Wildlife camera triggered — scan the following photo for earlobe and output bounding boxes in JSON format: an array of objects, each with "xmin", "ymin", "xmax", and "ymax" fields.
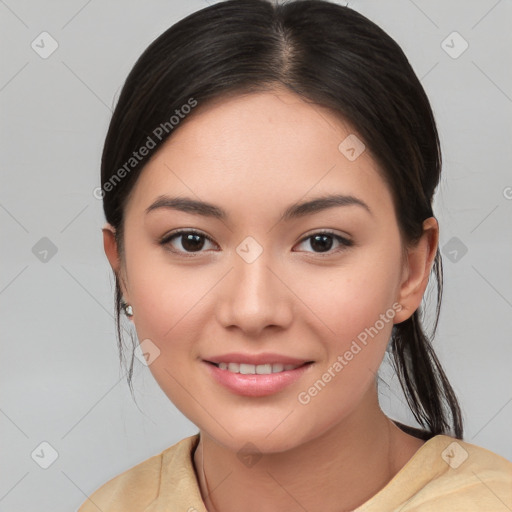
[{"xmin": 393, "ymin": 217, "xmax": 439, "ymax": 324}]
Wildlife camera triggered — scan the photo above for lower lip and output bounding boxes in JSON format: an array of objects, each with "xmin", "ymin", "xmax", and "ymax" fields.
[{"xmin": 203, "ymin": 361, "xmax": 313, "ymax": 397}]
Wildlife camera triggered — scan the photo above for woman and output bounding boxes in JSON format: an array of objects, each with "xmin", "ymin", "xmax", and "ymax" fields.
[{"xmin": 79, "ymin": 0, "xmax": 512, "ymax": 510}]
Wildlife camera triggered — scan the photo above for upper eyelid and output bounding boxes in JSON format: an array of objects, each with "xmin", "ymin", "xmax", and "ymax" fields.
[
  {"xmin": 161, "ymin": 228, "xmax": 350, "ymax": 240},
  {"xmin": 161, "ymin": 228, "xmax": 213, "ymax": 239},
  {"xmin": 299, "ymin": 228, "xmax": 351, "ymax": 241}
]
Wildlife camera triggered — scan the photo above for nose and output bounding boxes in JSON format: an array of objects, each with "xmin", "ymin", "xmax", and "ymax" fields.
[{"xmin": 216, "ymin": 244, "xmax": 294, "ymax": 337}]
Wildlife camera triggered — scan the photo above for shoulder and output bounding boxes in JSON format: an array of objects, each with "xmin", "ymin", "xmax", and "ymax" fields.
[
  {"xmin": 77, "ymin": 434, "xmax": 200, "ymax": 512},
  {"xmin": 433, "ymin": 435, "xmax": 512, "ymax": 481},
  {"xmin": 403, "ymin": 435, "xmax": 512, "ymax": 511},
  {"xmin": 357, "ymin": 435, "xmax": 512, "ymax": 512}
]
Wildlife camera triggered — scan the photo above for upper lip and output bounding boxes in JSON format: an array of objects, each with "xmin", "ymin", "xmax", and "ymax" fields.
[{"xmin": 204, "ymin": 352, "xmax": 313, "ymax": 366}]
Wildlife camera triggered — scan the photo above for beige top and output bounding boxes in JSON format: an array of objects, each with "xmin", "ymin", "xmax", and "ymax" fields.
[{"xmin": 77, "ymin": 433, "xmax": 512, "ymax": 511}]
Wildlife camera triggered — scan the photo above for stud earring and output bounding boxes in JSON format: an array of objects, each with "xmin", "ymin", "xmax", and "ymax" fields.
[{"xmin": 121, "ymin": 298, "xmax": 133, "ymax": 317}]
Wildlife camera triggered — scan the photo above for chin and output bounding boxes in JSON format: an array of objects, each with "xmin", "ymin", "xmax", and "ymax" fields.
[{"xmin": 198, "ymin": 413, "xmax": 321, "ymax": 455}]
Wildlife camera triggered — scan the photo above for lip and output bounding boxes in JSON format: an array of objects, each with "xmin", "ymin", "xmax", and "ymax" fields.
[
  {"xmin": 202, "ymin": 357, "xmax": 314, "ymax": 397},
  {"xmin": 204, "ymin": 352, "xmax": 311, "ymax": 366}
]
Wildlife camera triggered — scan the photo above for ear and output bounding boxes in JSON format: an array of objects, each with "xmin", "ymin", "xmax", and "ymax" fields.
[
  {"xmin": 393, "ymin": 217, "xmax": 439, "ymax": 324},
  {"xmin": 102, "ymin": 223, "xmax": 130, "ymax": 302}
]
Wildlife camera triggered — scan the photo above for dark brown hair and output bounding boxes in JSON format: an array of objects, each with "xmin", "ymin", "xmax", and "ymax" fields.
[{"xmin": 100, "ymin": 0, "xmax": 463, "ymax": 439}]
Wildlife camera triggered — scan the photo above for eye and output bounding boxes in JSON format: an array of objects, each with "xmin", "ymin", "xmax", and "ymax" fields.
[
  {"xmin": 160, "ymin": 229, "xmax": 353, "ymax": 257},
  {"xmin": 160, "ymin": 230, "xmax": 218, "ymax": 255},
  {"xmin": 294, "ymin": 230, "xmax": 353, "ymax": 255}
]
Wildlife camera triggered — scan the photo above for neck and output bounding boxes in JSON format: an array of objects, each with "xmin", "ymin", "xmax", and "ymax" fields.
[{"xmin": 193, "ymin": 390, "xmax": 425, "ymax": 512}]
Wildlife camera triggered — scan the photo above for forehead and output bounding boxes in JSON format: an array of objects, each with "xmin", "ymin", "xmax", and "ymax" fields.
[{"xmin": 124, "ymin": 88, "xmax": 394, "ymax": 222}]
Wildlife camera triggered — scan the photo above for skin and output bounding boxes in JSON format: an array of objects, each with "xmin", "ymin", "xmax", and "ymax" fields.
[{"xmin": 103, "ymin": 87, "xmax": 438, "ymax": 512}]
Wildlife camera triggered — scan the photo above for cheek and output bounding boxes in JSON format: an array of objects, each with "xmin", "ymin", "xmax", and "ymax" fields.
[
  {"xmin": 293, "ymin": 267, "xmax": 401, "ymax": 425},
  {"xmin": 123, "ymin": 241, "xmax": 213, "ymax": 374},
  {"xmin": 295, "ymin": 253, "xmax": 402, "ymax": 350},
  {"xmin": 126, "ymin": 263, "xmax": 212, "ymax": 412},
  {"xmin": 129, "ymin": 267, "xmax": 209, "ymax": 350}
]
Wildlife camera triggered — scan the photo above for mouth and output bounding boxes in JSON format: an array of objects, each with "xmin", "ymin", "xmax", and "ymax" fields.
[
  {"xmin": 202, "ymin": 359, "xmax": 314, "ymax": 397},
  {"xmin": 205, "ymin": 361, "xmax": 313, "ymax": 374}
]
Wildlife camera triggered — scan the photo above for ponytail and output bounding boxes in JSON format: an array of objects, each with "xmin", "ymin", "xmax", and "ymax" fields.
[{"xmin": 390, "ymin": 250, "xmax": 464, "ymax": 439}]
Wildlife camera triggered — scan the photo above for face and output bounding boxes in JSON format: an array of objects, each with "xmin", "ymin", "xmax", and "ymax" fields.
[{"xmin": 105, "ymin": 88, "xmax": 433, "ymax": 454}]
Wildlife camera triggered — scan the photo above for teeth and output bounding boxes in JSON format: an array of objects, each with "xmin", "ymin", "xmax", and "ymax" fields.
[
  {"xmin": 256, "ymin": 364, "xmax": 272, "ymax": 374},
  {"xmin": 240, "ymin": 363, "xmax": 254, "ymax": 374},
  {"xmin": 228, "ymin": 363, "xmax": 240, "ymax": 373},
  {"xmin": 215, "ymin": 362, "xmax": 302, "ymax": 374}
]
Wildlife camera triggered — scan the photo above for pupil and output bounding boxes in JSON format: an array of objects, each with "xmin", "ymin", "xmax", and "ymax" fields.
[
  {"xmin": 182, "ymin": 234, "xmax": 204, "ymax": 252},
  {"xmin": 311, "ymin": 234, "xmax": 332, "ymax": 252}
]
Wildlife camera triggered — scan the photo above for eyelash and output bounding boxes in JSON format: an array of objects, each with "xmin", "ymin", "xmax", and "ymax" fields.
[{"xmin": 159, "ymin": 229, "xmax": 353, "ymax": 257}]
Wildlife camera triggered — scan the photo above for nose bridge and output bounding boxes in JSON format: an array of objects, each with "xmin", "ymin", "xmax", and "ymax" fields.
[{"xmin": 217, "ymin": 236, "xmax": 292, "ymax": 333}]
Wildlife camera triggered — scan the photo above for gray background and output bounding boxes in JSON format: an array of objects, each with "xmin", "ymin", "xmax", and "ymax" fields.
[{"xmin": 1, "ymin": 1, "xmax": 511, "ymax": 511}]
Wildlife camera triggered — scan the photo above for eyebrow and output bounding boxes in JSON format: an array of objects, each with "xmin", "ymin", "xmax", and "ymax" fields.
[{"xmin": 145, "ymin": 193, "xmax": 372, "ymax": 221}]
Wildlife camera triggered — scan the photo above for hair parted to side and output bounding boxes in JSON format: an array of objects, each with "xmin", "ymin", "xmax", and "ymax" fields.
[{"xmin": 100, "ymin": 0, "xmax": 463, "ymax": 439}]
